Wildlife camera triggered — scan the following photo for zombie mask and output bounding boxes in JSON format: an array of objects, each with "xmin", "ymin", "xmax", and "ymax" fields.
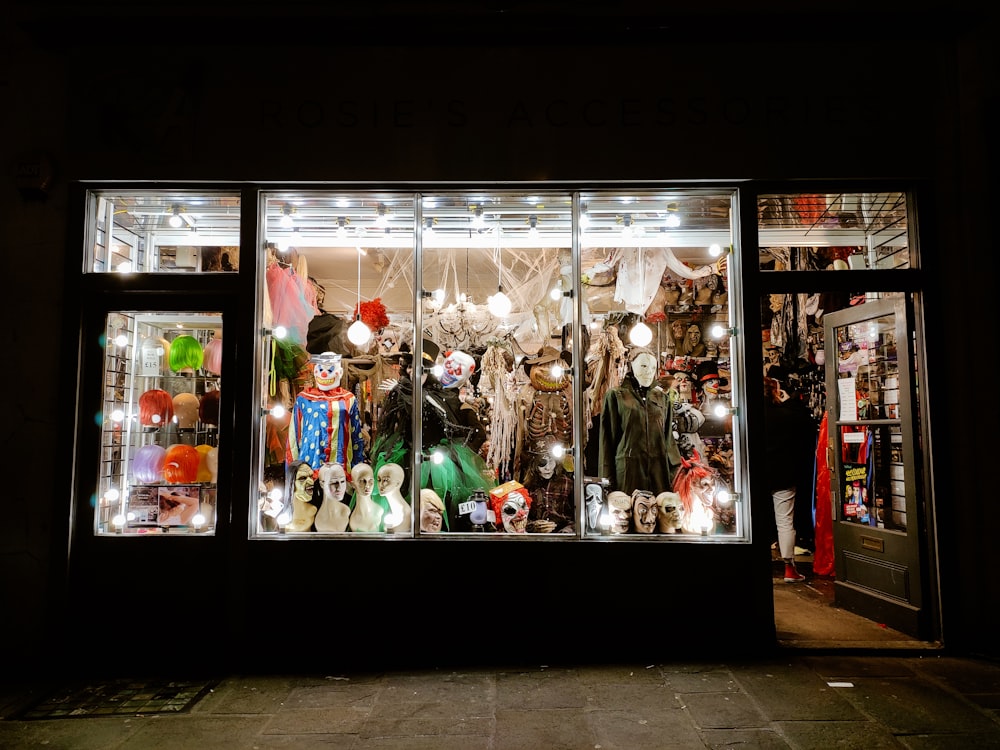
[
  {"xmin": 607, "ymin": 491, "xmax": 632, "ymax": 534},
  {"xmin": 655, "ymin": 491, "xmax": 682, "ymax": 533},
  {"xmin": 420, "ymin": 489, "xmax": 446, "ymax": 533},
  {"xmin": 311, "ymin": 352, "xmax": 343, "ymax": 391}
]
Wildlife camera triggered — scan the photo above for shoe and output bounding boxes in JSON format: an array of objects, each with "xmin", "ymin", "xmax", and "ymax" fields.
[{"xmin": 783, "ymin": 564, "xmax": 805, "ymax": 582}]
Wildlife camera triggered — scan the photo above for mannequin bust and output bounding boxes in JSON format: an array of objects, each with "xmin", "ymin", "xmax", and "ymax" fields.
[
  {"xmin": 286, "ymin": 461, "xmax": 318, "ymax": 532},
  {"xmin": 287, "ymin": 351, "xmax": 366, "ymax": 474},
  {"xmin": 348, "ymin": 463, "xmax": 382, "ymax": 532},
  {"xmin": 172, "ymin": 392, "xmax": 200, "ymax": 430},
  {"xmin": 377, "ymin": 462, "xmax": 410, "ymax": 534},
  {"xmin": 314, "ymin": 461, "xmax": 350, "ymax": 532}
]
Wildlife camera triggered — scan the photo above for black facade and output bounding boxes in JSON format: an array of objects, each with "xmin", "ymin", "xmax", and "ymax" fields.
[{"xmin": 2, "ymin": 5, "xmax": 998, "ymax": 677}]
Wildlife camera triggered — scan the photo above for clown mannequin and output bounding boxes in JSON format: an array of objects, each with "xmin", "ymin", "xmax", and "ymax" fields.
[
  {"xmin": 599, "ymin": 347, "xmax": 684, "ymax": 497},
  {"xmin": 348, "ymin": 462, "xmax": 382, "ymax": 532},
  {"xmin": 314, "ymin": 461, "xmax": 350, "ymax": 532},
  {"xmin": 376, "ymin": 462, "xmax": 410, "ymax": 534},
  {"xmin": 287, "ymin": 351, "xmax": 366, "ymax": 477}
]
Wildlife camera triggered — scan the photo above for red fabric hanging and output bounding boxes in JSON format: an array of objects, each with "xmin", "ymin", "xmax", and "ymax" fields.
[{"xmin": 813, "ymin": 412, "xmax": 835, "ymax": 576}]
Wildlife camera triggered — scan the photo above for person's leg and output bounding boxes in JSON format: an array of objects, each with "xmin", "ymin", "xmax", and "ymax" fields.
[{"xmin": 773, "ymin": 487, "xmax": 804, "ymax": 581}]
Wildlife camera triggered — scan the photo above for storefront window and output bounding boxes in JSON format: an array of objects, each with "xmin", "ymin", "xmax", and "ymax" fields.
[
  {"xmin": 85, "ymin": 191, "xmax": 241, "ymax": 273},
  {"xmin": 96, "ymin": 311, "xmax": 223, "ymax": 535},
  {"xmin": 253, "ymin": 189, "xmax": 745, "ymax": 540},
  {"xmin": 757, "ymin": 192, "xmax": 910, "ymax": 271}
]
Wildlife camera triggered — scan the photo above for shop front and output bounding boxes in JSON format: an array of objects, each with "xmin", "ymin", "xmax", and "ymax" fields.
[{"xmin": 61, "ymin": 183, "xmax": 937, "ymax": 675}]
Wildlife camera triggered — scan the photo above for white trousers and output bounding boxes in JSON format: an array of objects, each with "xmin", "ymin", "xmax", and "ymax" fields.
[{"xmin": 772, "ymin": 487, "xmax": 797, "ymax": 560}]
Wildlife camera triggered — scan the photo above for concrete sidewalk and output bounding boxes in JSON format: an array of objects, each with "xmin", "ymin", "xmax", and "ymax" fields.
[{"xmin": 2, "ymin": 653, "xmax": 1000, "ymax": 749}]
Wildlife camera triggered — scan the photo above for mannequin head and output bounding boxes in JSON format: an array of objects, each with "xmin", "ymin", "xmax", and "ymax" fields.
[
  {"xmin": 629, "ymin": 347, "xmax": 657, "ymax": 388},
  {"xmin": 172, "ymin": 392, "xmax": 200, "ymax": 429},
  {"xmin": 631, "ymin": 490, "xmax": 658, "ymax": 533},
  {"xmin": 318, "ymin": 462, "xmax": 348, "ymax": 503},
  {"xmin": 351, "ymin": 463, "xmax": 374, "ymax": 498},
  {"xmin": 376, "ymin": 462, "xmax": 405, "ymax": 496},
  {"xmin": 420, "ymin": 489, "xmax": 447, "ymax": 532},
  {"xmin": 311, "ymin": 352, "xmax": 343, "ymax": 391}
]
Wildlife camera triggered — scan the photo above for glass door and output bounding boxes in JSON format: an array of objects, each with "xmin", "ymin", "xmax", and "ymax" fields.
[{"xmin": 824, "ymin": 295, "xmax": 929, "ymax": 636}]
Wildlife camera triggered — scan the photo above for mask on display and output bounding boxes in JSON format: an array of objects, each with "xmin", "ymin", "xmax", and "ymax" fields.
[
  {"xmin": 311, "ymin": 352, "xmax": 343, "ymax": 391},
  {"xmin": 631, "ymin": 489, "xmax": 658, "ymax": 534},
  {"xmin": 607, "ymin": 491, "xmax": 632, "ymax": 534},
  {"xmin": 584, "ymin": 480, "xmax": 606, "ymax": 532},
  {"xmin": 420, "ymin": 489, "xmax": 447, "ymax": 533},
  {"xmin": 439, "ymin": 349, "xmax": 475, "ymax": 389},
  {"xmin": 497, "ymin": 489, "xmax": 531, "ymax": 533},
  {"xmin": 537, "ymin": 451, "xmax": 557, "ymax": 481},
  {"xmin": 656, "ymin": 491, "xmax": 682, "ymax": 533},
  {"xmin": 629, "ymin": 348, "xmax": 657, "ymax": 388}
]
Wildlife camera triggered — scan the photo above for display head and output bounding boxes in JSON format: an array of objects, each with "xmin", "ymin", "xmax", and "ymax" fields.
[
  {"xmin": 376, "ymin": 462, "xmax": 405, "ymax": 494},
  {"xmin": 352, "ymin": 463, "xmax": 374, "ymax": 495},
  {"xmin": 311, "ymin": 352, "xmax": 343, "ymax": 391},
  {"xmin": 318, "ymin": 462, "xmax": 348, "ymax": 502}
]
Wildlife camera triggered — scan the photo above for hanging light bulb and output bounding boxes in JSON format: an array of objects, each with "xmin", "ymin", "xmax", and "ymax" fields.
[
  {"xmin": 488, "ymin": 220, "xmax": 511, "ymax": 317},
  {"xmin": 169, "ymin": 205, "xmax": 183, "ymax": 228},
  {"xmin": 472, "ymin": 206, "xmax": 485, "ymax": 228},
  {"xmin": 629, "ymin": 320, "xmax": 653, "ymax": 346},
  {"xmin": 337, "ymin": 216, "xmax": 348, "ymax": 236},
  {"xmin": 280, "ymin": 204, "xmax": 294, "ymax": 228},
  {"xmin": 347, "ymin": 245, "xmax": 371, "ymax": 346},
  {"xmin": 622, "ymin": 214, "xmax": 634, "ymax": 237},
  {"xmin": 528, "ymin": 215, "xmax": 538, "ymax": 235},
  {"xmin": 375, "ymin": 204, "xmax": 389, "ymax": 227}
]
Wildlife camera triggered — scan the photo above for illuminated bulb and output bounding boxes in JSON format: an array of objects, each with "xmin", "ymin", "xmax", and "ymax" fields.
[
  {"xmin": 126, "ymin": 512, "xmax": 136, "ymax": 522},
  {"xmin": 431, "ymin": 450, "xmax": 444, "ymax": 465},
  {"xmin": 375, "ymin": 206, "xmax": 389, "ymax": 227},
  {"xmin": 277, "ymin": 239, "xmax": 290, "ymax": 252},
  {"xmin": 169, "ymin": 206, "xmax": 183, "ymax": 228},
  {"xmin": 117, "ymin": 261, "xmax": 133, "ymax": 273},
  {"xmin": 269, "ymin": 404, "xmax": 287, "ymax": 420},
  {"xmin": 713, "ymin": 402, "xmax": 730, "ymax": 418},
  {"xmin": 273, "ymin": 325, "xmax": 288, "ymax": 340},
  {"xmin": 551, "ymin": 443, "xmax": 565, "ymax": 459},
  {"xmin": 110, "ymin": 408, "xmax": 125, "ymax": 423},
  {"xmin": 268, "ymin": 487, "xmax": 284, "ymax": 502},
  {"xmin": 665, "ymin": 213, "xmax": 681, "ymax": 228},
  {"xmin": 709, "ymin": 244, "xmax": 722, "ymax": 257},
  {"xmin": 112, "ymin": 513, "xmax": 126, "ymax": 529},
  {"xmin": 432, "ymin": 288, "xmax": 445, "ymax": 305},
  {"xmin": 347, "ymin": 319, "xmax": 372, "ymax": 346},
  {"xmin": 551, "ymin": 364, "xmax": 564, "ymax": 379},
  {"xmin": 579, "ymin": 213, "xmax": 590, "ymax": 229},
  {"xmin": 105, "ymin": 488, "xmax": 120, "ymax": 502},
  {"xmin": 192, "ymin": 513, "xmax": 206, "ymax": 529},
  {"xmin": 151, "ymin": 414, "xmax": 162, "ymax": 425},
  {"xmin": 276, "ymin": 511, "xmax": 291, "ymax": 527},
  {"xmin": 280, "ymin": 206, "xmax": 294, "ymax": 228},
  {"xmin": 488, "ymin": 290, "xmax": 512, "ymax": 317},
  {"xmin": 716, "ymin": 490, "xmax": 733, "ymax": 505},
  {"xmin": 549, "ymin": 286, "xmax": 561, "ymax": 301},
  {"xmin": 629, "ymin": 321, "xmax": 653, "ymax": 347},
  {"xmin": 432, "ymin": 364, "xmax": 444, "ymax": 378},
  {"xmin": 114, "ymin": 333, "xmax": 129, "ymax": 347},
  {"xmin": 384, "ymin": 510, "xmax": 401, "ymax": 528},
  {"xmin": 709, "ymin": 323, "xmax": 728, "ymax": 339}
]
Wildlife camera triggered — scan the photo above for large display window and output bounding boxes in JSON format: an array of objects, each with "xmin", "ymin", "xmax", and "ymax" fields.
[{"xmin": 255, "ymin": 189, "xmax": 744, "ymax": 540}]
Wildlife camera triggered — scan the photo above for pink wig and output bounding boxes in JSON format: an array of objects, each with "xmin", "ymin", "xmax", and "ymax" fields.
[{"xmin": 203, "ymin": 338, "xmax": 223, "ymax": 375}]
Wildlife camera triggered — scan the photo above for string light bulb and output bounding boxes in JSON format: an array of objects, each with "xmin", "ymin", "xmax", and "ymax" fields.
[
  {"xmin": 347, "ymin": 246, "xmax": 371, "ymax": 346},
  {"xmin": 169, "ymin": 205, "xmax": 183, "ymax": 228}
]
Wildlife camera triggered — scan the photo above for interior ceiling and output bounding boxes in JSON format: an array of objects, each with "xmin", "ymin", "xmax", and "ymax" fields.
[{"xmin": 105, "ymin": 189, "xmax": 907, "ymax": 316}]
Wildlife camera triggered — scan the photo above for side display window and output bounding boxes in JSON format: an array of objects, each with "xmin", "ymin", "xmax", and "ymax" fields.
[
  {"xmin": 98, "ymin": 312, "xmax": 222, "ymax": 534},
  {"xmin": 86, "ymin": 191, "xmax": 241, "ymax": 273}
]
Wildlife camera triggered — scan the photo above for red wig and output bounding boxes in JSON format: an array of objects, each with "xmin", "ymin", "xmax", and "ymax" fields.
[
  {"xmin": 163, "ymin": 444, "xmax": 200, "ymax": 483},
  {"xmin": 139, "ymin": 389, "xmax": 174, "ymax": 427}
]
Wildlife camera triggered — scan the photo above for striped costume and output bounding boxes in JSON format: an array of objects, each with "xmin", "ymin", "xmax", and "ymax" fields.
[{"xmin": 287, "ymin": 387, "xmax": 366, "ymax": 477}]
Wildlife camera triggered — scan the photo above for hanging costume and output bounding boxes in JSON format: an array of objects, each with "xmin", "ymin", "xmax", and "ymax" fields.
[{"xmin": 286, "ymin": 387, "xmax": 366, "ymax": 477}]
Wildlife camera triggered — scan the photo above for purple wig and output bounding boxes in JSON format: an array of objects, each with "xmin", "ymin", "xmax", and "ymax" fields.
[{"xmin": 132, "ymin": 444, "xmax": 167, "ymax": 483}]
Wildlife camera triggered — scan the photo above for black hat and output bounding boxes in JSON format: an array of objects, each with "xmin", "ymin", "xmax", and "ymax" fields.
[
  {"xmin": 421, "ymin": 338, "xmax": 441, "ymax": 364},
  {"xmin": 695, "ymin": 359, "xmax": 729, "ymax": 388}
]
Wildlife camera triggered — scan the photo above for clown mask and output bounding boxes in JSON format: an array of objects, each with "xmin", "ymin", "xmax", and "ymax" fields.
[
  {"xmin": 312, "ymin": 352, "xmax": 343, "ymax": 391},
  {"xmin": 498, "ymin": 489, "xmax": 531, "ymax": 533},
  {"xmin": 439, "ymin": 349, "xmax": 475, "ymax": 389}
]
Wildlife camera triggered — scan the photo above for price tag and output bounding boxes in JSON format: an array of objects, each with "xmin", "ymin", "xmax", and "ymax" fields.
[{"xmin": 457, "ymin": 500, "xmax": 476, "ymax": 516}]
